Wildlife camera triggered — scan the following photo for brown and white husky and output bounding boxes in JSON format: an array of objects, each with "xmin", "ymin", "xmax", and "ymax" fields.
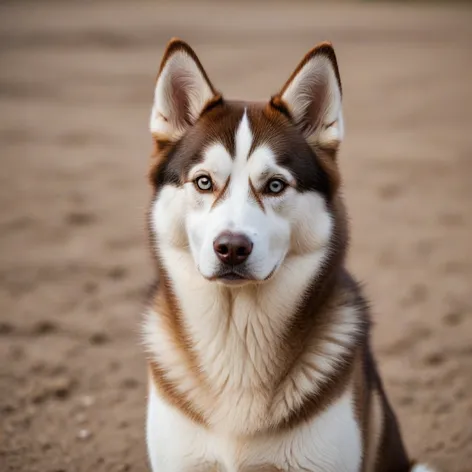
[{"xmin": 143, "ymin": 38, "xmax": 434, "ymax": 472}]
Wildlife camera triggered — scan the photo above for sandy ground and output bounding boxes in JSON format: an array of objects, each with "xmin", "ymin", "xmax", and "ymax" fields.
[{"xmin": 1, "ymin": 1, "xmax": 471, "ymax": 471}]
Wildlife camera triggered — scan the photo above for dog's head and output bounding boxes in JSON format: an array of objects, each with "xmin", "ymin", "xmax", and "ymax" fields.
[{"xmin": 148, "ymin": 39, "xmax": 344, "ymax": 286}]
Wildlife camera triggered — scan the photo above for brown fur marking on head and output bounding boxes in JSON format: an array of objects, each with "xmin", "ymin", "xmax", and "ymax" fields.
[
  {"xmin": 211, "ymin": 176, "xmax": 231, "ymax": 209},
  {"xmin": 248, "ymin": 178, "xmax": 265, "ymax": 213}
]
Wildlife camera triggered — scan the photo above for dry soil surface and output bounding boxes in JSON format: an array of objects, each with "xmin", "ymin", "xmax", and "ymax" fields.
[{"xmin": 1, "ymin": 1, "xmax": 472, "ymax": 471}]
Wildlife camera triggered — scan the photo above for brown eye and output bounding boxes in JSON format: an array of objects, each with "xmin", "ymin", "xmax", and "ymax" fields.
[
  {"xmin": 265, "ymin": 178, "xmax": 287, "ymax": 195},
  {"xmin": 195, "ymin": 175, "xmax": 213, "ymax": 192}
]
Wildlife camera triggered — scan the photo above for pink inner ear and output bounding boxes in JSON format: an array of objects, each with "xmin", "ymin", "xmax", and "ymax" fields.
[
  {"xmin": 169, "ymin": 71, "xmax": 193, "ymax": 127},
  {"xmin": 299, "ymin": 75, "xmax": 329, "ymax": 136}
]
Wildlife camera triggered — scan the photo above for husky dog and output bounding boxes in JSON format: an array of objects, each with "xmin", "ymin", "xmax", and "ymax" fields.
[{"xmin": 143, "ymin": 38, "xmax": 434, "ymax": 472}]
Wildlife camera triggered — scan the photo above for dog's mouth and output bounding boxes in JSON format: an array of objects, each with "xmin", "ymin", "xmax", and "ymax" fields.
[
  {"xmin": 219, "ymin": 272, "xmax": 247, "ymax": 281},
  {"xmin": 208, "ymin": 268, "xmax": 255, "ymax": 285},
  {"xmin": 205, "ymin": 264, "xmax": 280, "ymax": 286}
]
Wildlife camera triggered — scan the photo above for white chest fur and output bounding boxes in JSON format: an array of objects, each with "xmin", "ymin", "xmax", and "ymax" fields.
[
  {"xmin": 146, "ymin": 381, "xmax": 362, "ymax": 472},
  {"xmin": 143, "ymin": 245, "xmax": 361, "ymax": 435}
]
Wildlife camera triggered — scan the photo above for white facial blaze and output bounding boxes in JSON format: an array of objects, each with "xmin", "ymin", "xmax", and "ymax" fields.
[
  {"xmin": 226, "ymin": 110, "xmax": 253, "ymax": 227},
  {"xmin": 235, "ymin": 110, "xmax": 253, "ymax": 166}
]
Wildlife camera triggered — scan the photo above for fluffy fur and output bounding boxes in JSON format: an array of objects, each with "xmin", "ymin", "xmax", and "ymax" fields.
[{"xmin": 142, "ymin": 38, "xmax": 435, "ymax": 472}]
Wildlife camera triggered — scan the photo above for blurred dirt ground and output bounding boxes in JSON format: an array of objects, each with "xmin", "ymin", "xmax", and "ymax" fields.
[{"xmin": 1, "ymin": 1, "xmax": 472, "ymax": 471}]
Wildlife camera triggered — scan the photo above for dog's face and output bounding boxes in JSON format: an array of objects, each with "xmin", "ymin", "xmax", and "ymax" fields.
[{"xmin": 149, "ymin": 40, "xmax": 344, "ymax": 285}]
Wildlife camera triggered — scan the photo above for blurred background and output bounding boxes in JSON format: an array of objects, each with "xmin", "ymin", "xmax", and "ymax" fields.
[{"xmin": 1, "ymin": 1, "xmax": 471, "ymax": 471}]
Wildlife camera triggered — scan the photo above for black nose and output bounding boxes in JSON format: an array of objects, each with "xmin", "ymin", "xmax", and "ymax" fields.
[{"xmin": 213, "ymin": 232, "xmax": 253, "ymax": 266}]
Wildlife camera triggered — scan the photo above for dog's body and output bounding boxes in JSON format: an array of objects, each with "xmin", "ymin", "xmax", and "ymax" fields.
[{"xmin": 143, "ymin": 39, "xmax": 433, "ymax": 472}]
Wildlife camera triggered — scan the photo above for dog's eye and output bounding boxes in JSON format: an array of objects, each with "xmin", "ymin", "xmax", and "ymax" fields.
[
  {"xmin": 195, "ymin": 175, "xmax": 213, "ymax": 192},
  {"xmin": 265, "ymin": 178, "xmax": 287, "ymax": 195}
]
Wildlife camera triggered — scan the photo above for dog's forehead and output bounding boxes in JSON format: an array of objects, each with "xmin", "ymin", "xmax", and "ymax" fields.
[
  {"xmin": 153, "ymin": 100, "xmax": 332, "ymax": 197},
  {"xmin": 194, "ymin": 101, "xmax": 299, "ymax": 166},
  {"xmin": 192, "ymin": 102, "xmax": 331, "ymax": 195}
]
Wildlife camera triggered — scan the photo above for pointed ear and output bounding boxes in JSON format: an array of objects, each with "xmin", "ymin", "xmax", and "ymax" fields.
[
  {"xmin": 272, "ymin": 42, "xmax": 343, "ymax": 153},
  {"xmin": 149, "ymin": 38, "xmax": 218, "ymax": 141}
]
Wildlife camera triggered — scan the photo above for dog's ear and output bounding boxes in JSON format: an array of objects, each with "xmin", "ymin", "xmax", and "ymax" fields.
[
  {"xmin": 272, "ymin": 42, "xmax": 343, "ymax": 154},
  {"xmin": 149, "ymin": 38, "xmax": 218, "ymax": 141}
]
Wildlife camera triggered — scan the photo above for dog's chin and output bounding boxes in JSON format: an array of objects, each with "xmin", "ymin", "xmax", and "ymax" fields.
[{"xmin": 215, "ymin": 275, "xmax": 254, "ymax": 287}]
